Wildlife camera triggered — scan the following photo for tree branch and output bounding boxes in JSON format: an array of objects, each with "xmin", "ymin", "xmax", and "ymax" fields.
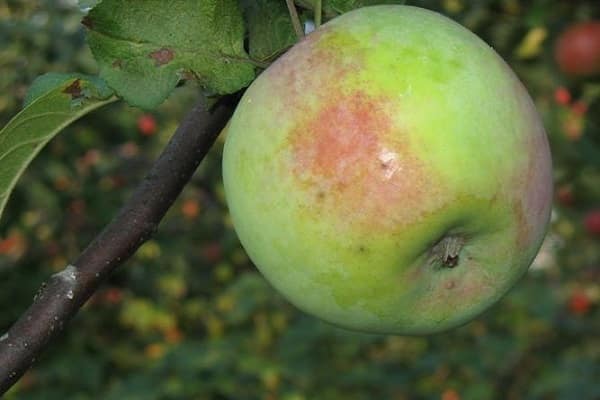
[{"xmin": 0, "ymin": 94, "xmax": 238, "ymax": 395}]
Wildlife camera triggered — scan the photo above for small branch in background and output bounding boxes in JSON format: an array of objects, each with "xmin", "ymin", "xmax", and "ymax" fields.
[
  {"xmin": 0, "ymin": 94, "xmax": 239, "ymax": 395},
  {"xmin": 286, "ymin": 0, "xmax": 305, "ymax": 40},
  {"xmin": 248, "ymin": 58, "xmax": 271, "ymax": 69},
  {"xmin": 314, "ymin": 0, "xmax": 322, "ymax": 28}
]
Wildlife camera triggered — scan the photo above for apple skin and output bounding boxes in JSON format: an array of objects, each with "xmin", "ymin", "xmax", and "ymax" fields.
[{"xmin": 223, "ymin": 6, "xmax": 552, "ymax": 334}]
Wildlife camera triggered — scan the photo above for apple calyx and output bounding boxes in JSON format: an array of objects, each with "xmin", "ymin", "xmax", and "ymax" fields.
[{"xmin": 430, "ymin": 235, "xmax": 464, "ymax": 268}]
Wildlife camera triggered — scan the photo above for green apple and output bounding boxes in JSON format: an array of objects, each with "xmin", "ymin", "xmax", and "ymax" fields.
[{"xmin": 222, "ymin": 5, "xmax": 552, "ymax": 334}]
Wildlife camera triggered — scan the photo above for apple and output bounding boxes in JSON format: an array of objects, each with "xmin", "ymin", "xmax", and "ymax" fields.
[
  {"xmin": 555, "ymin": 21, "xmax": 600, "ymax": 77},
  {"xmin": 222, "ymin": 6, "xmax": 552, "ymax": 334}
]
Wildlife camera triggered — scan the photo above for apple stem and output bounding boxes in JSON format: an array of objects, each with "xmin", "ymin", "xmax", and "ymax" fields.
[
  {"xmin": 285, "ymin": 0, "xmax": 305, "ymax": 40},
  {"xmin": 429, "ymin": 235, "xmax": 464, "ymax": 268},
  {"xmin": 442, "ymin": 236, "xmax": 463, "ymax": 268},
  {"xmin": 314, "ymin": 0, "xmax": 322, "ymax": 28}
]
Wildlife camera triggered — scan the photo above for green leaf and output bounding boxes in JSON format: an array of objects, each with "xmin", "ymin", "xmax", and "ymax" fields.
[
  {"xmin": 242, "ymin": 0, "xmax": 297, "ymax": 62},
  {"xmin": 85, "ymin": 0, "xmax": 255, "ymax": 109},
  {"xmin": 307, "ymin": 0, "xmax": 407, "ymax": 14},
  {"xmin": 0, "ymin": 74, "xmax": 115, "ymax": 222}
]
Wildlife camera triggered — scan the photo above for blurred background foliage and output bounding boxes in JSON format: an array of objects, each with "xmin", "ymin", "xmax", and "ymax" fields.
[{"xmin": 1, "ymin": 0, "xmax": 599, "ymax": 399}]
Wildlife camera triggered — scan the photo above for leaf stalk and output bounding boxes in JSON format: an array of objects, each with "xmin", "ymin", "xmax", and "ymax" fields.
[{"xmin": 285, "ymin": 0, "xmax": 305, "ymax": 40}]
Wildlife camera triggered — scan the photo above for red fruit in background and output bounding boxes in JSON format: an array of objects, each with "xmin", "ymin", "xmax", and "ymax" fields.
[
  {"xmin": 181, "ymin": 199, "xmax": 200, "ymax": 219},
  {"xmin": 0, "ymin": 233, "xmax": 26, "ymax": 258},
  {"xmin": 554, "ymin": 86, "xmax": 571, "ymax": 105},
  {"xmin": 137, "ymin": 114, "xmax": 157, "ymax": 136},
  {"xmin": 441, "ymin": 389, "xmax": 461, "ymax": 400},
  {"xmin": 201, "ymin": 242, "xmax": 222, "ymax": 263},
  {"xmin": 554, "ymin": 22, "xmax": 600, "ymax": 77},
  {"xmin": 571, "ymin": 100, "xmax": 588, "ymax": 116},
  {"xmin": 164, "ymin": 327, "xmax": 183, "ymax": 344},
  {"xmin": 568, "ymin": 292, "xmax": 591, "ymax": 315},
  {"xmin": 584, "ymin": 210, "xmax": 600, "ymax": 235},
  {"xmin": 556, "ymin": 185, "xmax": 575, "ymax": 206},
  {"xmin": 562, "ymin": 112, "xmax": 584, "ymax": 141},
  {"xmin": 104, "ymin": 288, "xmax": 124, "ymax": 305},
  {"xmin": 0, "ymin": 236, "xmax": 19, "ymax": 255}
]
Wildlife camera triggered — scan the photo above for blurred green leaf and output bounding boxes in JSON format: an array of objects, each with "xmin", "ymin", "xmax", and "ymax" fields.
[{"xmin": 221, "ymin": 273, "xmax": 273, "ymax": 324}]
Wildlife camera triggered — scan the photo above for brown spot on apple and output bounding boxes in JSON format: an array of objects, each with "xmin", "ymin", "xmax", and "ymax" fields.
[
  {"xmin": 513, "ymin": 200, "xmax": 531, "ymax": 248},
  {"xmin": 258, "ymin": 21, "xmax": 448, "ymax": 233},
  {"xmin": 289, "ymin": 90, "xmax": 438, "ymax": 231}
]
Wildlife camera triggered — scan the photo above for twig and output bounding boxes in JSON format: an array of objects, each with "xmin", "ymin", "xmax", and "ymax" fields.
[
  {"xmin": 314, "ymin": 0, "xmax": 322, "ymax": 28},
  {"xmin": 285, "ymin": 0, "xmax": 305, "ymax": 40},
  {"xmin": 0, "ymin": 94, "xmax": 238, "ymax": 395}
]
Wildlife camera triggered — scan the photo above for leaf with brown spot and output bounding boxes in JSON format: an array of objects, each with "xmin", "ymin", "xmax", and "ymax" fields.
[
  {"xmin": 85, "ymin": 0, "xmax": 255, "ymax": 109},
  {"xmin": 0, "ymin": 73, "xmax": 115, "ymax": 223},
  {"xmin": 62, "ymin": 79, "xmax": 83, "ymax": 99},
  {"xmin": 148, "ymin": 48, "xmax": 175, "ymax": 66}
]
